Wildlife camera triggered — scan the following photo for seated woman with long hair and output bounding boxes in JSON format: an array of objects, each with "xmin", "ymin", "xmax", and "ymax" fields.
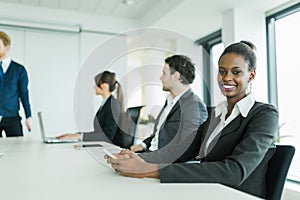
[{"xmin": 57, "ymin": 71, "xmax": 124, "ymax": 145}]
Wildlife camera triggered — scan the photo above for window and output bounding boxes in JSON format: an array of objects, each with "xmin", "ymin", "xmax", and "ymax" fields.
[
  {"xmin": 195, "ymin": 30, "xmax": 224, "ymax": 106},
  {"xmin": 210, "ymin": 43, "xmax": 225, "ymax": 105},
  {"xmin": 266, "ymin": 2, "xmax": 300, "ymax": 182}
]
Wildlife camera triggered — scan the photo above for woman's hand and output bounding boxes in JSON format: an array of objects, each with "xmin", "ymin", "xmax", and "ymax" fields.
[
  {"xmin": 130, "ymin": 144, "xmax": 144, "ymax": 152},
  {"xmin": 56, "ymin": 133, "xmax": 81, "ymax": 140},
  {"xmin": 106, "ymin": 149, "xmax": 160, "ymax": 178}
]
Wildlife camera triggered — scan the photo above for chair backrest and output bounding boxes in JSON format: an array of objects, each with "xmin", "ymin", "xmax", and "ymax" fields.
[
  {"xmin": 266, "ymin": 145, "xmax": 295, "ymax": 200},
  {"xmin": 116, "ymin": 105, "xmax": 144, "ymax": 148},
  {"xmin": 206, "ymin": 106, "xmax": 215, "ymax": 114}
]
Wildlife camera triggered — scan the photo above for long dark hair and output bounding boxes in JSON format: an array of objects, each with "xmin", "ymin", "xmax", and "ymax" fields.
[{"xmin": 94, "ymin": 71, "xmax": 124, "ymax": 111}]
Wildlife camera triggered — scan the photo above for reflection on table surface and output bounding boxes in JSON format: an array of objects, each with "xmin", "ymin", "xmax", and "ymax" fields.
[{"xmin": 0, "ymin": 135, "xmax": 262, "ymax": 200}]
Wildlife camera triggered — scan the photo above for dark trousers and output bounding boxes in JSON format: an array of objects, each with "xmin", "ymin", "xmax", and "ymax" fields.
[{"xmin": 0, "ymin": 116, "xmax": 23, "ymax": 137}]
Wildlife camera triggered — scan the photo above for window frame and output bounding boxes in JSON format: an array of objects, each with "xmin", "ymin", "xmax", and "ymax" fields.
[
  {"xmin": 266, "ymin": 2, "xmax": 300, "ymax": 183},
  {"xmin": 266, "ymin": 2, "xmax": 300, "ymax": 106},
  {"xmin": 195, "ymin": 30, "xmax": 222, "ymax": 106}
]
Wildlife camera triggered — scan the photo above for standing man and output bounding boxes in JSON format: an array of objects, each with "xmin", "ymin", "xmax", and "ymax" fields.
[
  {"xmin": 0, "ymin": 31, "xmax": 32, "ymax": 137},
  {"xmin": 130, "ymin": 54, "xmax": 207, "ymax": 155}
]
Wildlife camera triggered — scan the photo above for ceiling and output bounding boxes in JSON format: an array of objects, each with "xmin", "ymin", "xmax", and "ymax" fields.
[
  {"xmin": 0, "ymin": 0, "xmax": 297, "ymax": 39},
  {"xmin": 0, "ymin": 0, "xmax": 183, "ymax": 20},
  {"xmin": 0, "ymin": 0, "xmax": 297, "ymax": 21}
]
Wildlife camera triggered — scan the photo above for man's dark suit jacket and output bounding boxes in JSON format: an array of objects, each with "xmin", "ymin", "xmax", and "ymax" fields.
[
  {"xmin": 158, "ymin": 102, "xmax": 278, "ymax": 199},
  {"xmin": 0, "ymin": 60, "xmax": 31, "ymax": 118},
  {"xmin": 82, "ymin": 95, "xmax": 122, "ymax": 144},
  {"xmin": 142, "ymin": 89, "xmax": 207, "ymax": 151}
]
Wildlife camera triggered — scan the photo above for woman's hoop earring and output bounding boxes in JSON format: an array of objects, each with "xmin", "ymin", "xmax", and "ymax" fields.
[{"xmin": 247, "ymin": 82, "xmax": 252, "ymax": 94}]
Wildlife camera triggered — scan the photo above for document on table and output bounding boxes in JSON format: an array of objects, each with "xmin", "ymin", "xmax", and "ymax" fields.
[{"xmin": 85, "ymin": 142, "xmax": 122, "ymax": 169}]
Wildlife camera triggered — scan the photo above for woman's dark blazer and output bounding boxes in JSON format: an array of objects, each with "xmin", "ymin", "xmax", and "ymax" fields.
[
  {"xmin": 82, "ymin": 95, "xmax": 122, "ymax": 144},
  {"xmin": 159, "ymin": 102, "xmax": 278, "ymax": 199}
]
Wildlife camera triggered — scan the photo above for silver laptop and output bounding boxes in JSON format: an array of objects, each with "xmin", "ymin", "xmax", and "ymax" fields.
[{"xmin": 37, "ymin": 112, "xmax": 79, "ymax": 144}]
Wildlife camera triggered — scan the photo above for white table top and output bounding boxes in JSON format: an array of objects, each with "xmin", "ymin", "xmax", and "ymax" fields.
[{"xmin": 0, "ymin": 135, "xmax": 262, "ymax": 200}]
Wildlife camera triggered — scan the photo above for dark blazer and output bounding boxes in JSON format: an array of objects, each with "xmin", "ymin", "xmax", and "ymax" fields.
[
  {"xmin": 0, "ymin": 60, "xmax": 31, "ymax": 118},
  {"xmin": 82, "ymin": 95, "xmax": 122, "ymax": 144},
  {"xmin": 159, "ymin": 102, "xmax": 278, "ymax": 198},
  {"xmin": 143, "ymin": 89, "xmax": 207, "ymax": 150}
]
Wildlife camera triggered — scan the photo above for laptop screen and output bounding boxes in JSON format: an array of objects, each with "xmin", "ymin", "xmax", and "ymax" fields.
[{"xmin": 37, "ymin": 111, "xmax": 47, "ymax": 141}]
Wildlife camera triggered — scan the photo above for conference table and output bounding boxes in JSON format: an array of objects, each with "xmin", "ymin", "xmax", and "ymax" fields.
[{"xmin": 0, "ymin": 135, "xmax": 262, "ymax": 200}]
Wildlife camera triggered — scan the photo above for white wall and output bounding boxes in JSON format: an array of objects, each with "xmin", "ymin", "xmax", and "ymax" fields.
[
  {"xmin": 26, "ymin": 29, "xmax": 79, "ymax": 135},
  {"xmin": 221, "ymin": 8, "xmax": 268, "ymax": 103},
  {"xmin": 0, "ymin": 1, "xmax": 138, "ymax": 136},
  {"xmin": 75, "ymin": 32, "xmax": 127, "ymax": 131},
  {"xmin": 77, "ymin": 31, "xmax": 117, "ymax": 131},
  {"xmin": 0, "ymin": 25, "xmax": 80, "ymax": 136},
  {"xmin": 118, "ymin": 28, "xmax": 204, "ymax": 119},
  {"xmin": 0, "ymin": 25, "xmax": 129, "ymax": 136},
  {"xmin": 1, "ymin": 19, "xmax": 205, "ymax": 137}
]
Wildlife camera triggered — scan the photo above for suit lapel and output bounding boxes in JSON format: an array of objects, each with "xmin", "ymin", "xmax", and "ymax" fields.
[
  {"xmin": 152, "ymin": 100, "xmax": 168, "ymax": 135},
  {"xmin": 219, "ymin": 116, "xmax": 241, "ymax": 137},
  {"xmin": 154, "ymin": 89, "xmax": 193, "ymax": 134},
  {"xmin": 198, "ymin": 111, "xmax": 220, "ymax": 157},
  {"xmin": 215, "ymin": 102, "xmax": 262, "ymax": 139},
  {"xmin": 217, "ymin": 101, "xmax": 260, "ymax": 138},
  {"xmin": 199, "ymin": 112, "xmax": 242, "ymax": 157},
  {"xmin": 165, "ymin": 101, "xmax": 180, "ymax": 119},
  {"xmin": 164, "ymin": 89, "xmax": 192, "ymax": 121},
  {"xmin": 206, "ymin": 116, "xmax": 242, "ymax": 155},
  {"xmin": 198, "ymin": 102, "xmax": 261, "ymax": 159},
  {"xmin": 154, "ymin": 101, "xmax": 180, "ymax": 136}
]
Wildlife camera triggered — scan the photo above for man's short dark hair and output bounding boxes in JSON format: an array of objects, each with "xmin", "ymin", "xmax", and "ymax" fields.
[{"xmin": 165, "ymin": 55, "xmax": 195, "ymax": 84}]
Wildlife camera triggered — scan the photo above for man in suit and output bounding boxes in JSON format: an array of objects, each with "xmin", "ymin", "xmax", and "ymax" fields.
[
  {"xmin": 130, "ymin": 55, "xmax": 207, "ymax": 155},
  {"xmin": 0, "ymin": 31, "xmax": 32, "ymax": 137}
]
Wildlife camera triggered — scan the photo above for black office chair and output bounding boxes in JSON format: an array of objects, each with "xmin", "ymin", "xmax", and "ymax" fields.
[
  {"xmin": 266, "ymin": 145, "xmax": 295, "ymax": 200},
  {"xmin": 206, "ymin": 106, "xmax": 215, "ymax": 114},
  {"xmin": 115, "ymin": 105, "xmax": 144, "ymax": 148}
]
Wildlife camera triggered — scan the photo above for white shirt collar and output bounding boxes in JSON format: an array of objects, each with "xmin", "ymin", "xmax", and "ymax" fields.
[
  {"xmin": 166, "ymin": 87, "xmax": 190, "ymax": 106},
  {"xmin": 1, "ymin": 56, "xmax": 11, "ymax": 73},
  {"xmin": 236, "ymin": 93, "xmax": 256, "ymax": 117},
  {"xmin": 215, "ymin": 94, "xmax": 256, "ymax": 118}
]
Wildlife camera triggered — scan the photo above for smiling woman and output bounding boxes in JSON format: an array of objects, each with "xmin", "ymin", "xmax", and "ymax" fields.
[
  {"xmin": 217, "ymin": 40, "xmax": 257, "ymax": 116},
  {"xmin": 107, "ymin": 41, "xmax": 279, "ymax": 199}
]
